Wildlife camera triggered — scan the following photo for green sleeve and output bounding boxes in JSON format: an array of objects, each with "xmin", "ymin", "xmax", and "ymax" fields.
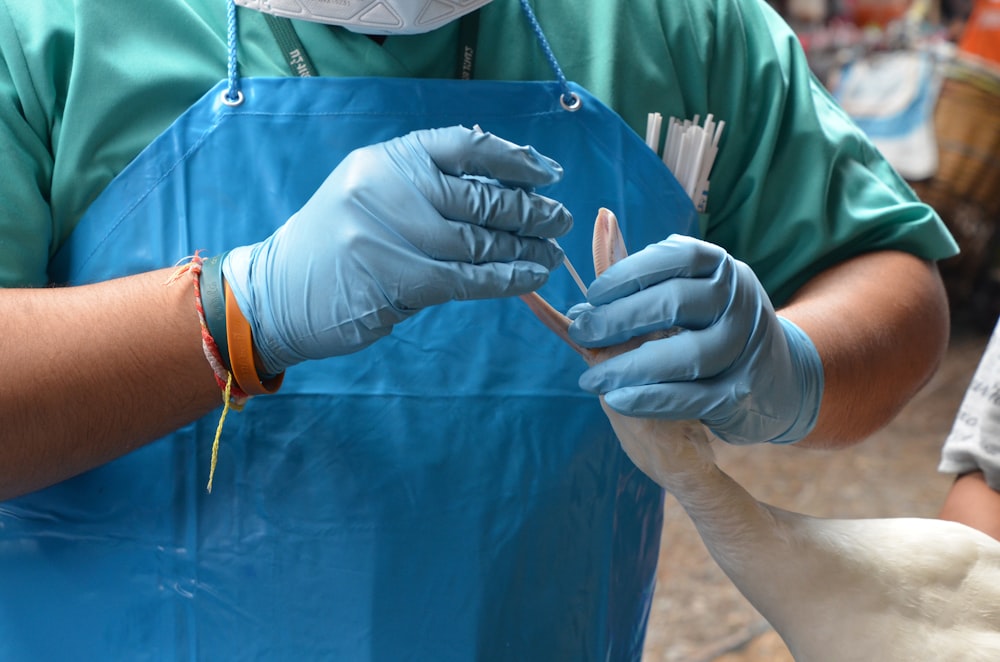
[
  {"xmin": 0, "ymin": 2, "xmax": 57, "ymax": 286},
  {"xmin": 0, "ymin": 1, "xmax": 238, "ymax": 287},
  {"xmin": 699, "ymin": 0, "xmax": 958, "ymax": 304}
]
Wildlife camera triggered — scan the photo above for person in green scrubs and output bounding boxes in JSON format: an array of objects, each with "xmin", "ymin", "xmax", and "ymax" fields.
[{"xmin": 0, "ymin": 0, "xmax": 957, "ymax": 658}]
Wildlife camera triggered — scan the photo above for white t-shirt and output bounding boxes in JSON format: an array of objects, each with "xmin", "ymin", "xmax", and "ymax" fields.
[{"xmin": 940, "ymin": 322, "xmax": 1000, "ymax": 489}]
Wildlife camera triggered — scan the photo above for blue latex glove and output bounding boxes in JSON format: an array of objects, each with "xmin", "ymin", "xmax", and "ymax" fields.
[
  {"xmin": 223, "ymin": 126, "xmax": 573, "ymax": 375},
  {"xmin": 567, "ymin": 234, "xmax": 824, "ymax": 445}
]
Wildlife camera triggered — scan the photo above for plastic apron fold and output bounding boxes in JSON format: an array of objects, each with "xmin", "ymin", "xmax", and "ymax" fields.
[{"xmin": 3, "ymin": 75, "xmax": 698, "ymax": 661}]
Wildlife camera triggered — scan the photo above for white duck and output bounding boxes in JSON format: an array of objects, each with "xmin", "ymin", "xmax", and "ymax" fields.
[{"xmin": 521, "ymin": 208, "xmax": 1000, "ymax": 661}]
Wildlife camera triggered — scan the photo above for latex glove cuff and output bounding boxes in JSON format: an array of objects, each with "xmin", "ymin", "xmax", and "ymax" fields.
[{"xmin": 768, "ymin": 317, "xmax": 824, "ymax": 444}]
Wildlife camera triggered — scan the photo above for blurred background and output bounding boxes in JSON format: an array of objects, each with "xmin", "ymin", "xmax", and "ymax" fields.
[
  {"xmin": 641, "ymin": 1, "xmax": 1000, "ymax": 659},
  {"xmin": 781, "ymin": 0, "xmax": 1000, "ymax": 331}
]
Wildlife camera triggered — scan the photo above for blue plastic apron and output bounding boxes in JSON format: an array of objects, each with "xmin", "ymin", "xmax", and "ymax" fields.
[{"xmin": 1, "ymin": 8, "xmax": 697, "ymax": 661}]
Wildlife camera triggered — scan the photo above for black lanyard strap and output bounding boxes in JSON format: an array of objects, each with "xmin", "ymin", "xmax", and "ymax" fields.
[
  {"xmin": 262, "ymin": 12, "xmax": 480, "ymax": 80},
  {"xmin": 263, "ymin": 13, "xmax": 319, "ymax": 77},
  {"xmin": 455, "ymin": 9, "xmax": 480, "ymax": 80}
]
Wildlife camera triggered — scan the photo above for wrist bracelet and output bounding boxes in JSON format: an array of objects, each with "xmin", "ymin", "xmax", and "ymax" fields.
[
  {"xmin": 199, "ymin": 254, "xmax": 231, "ymax": 371},
  {"xmin": 165, "ymin": 252, "xmax": 250, "ymax": 404},
  {"xmin": 166, "ymin": 252, "xmax": 251, "ymax": 493},
  {"xmin": 224, "ymin": 281, "xmax": 285, "ymax": 396}
]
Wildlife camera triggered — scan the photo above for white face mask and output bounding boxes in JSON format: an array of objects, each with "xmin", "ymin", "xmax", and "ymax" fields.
[{"xmin": 234, "ymin": 0, "xmax": 494, "ymax": 35}]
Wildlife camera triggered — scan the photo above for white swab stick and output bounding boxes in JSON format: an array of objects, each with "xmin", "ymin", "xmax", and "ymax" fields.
[
  {"xmin": 686, "ymin": 129, "xmax": 710, "ymax": 198},
  {"xmin": 712, "ymin": 120, "xmax": 725, "ymax": 148},
  {"xmin": 664, "ymin": 118, "xmax": 680, "ymax": 168},
  {"xmin": 563, "ymin": 254, "xmax": 588, "ymax": 296},
  {"xmin": 676, "ymin": 131, "xmax": 695, "ymax": 188},
  {"xmin": 551, "ymin": 239, "xmax": 588, "ymax": 296},
  {"xmin": 697, "ymin": 144, "xmax": 718, "ymax": 189},
  {"xmin": 645, "ymin": 112, "xmax": 663, "ymax": 152}
]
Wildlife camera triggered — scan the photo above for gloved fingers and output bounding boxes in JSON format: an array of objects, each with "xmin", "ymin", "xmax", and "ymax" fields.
[
  {"xmin": 434, "ymin": 174, "xmax": 573, "ymax": 239},
  {"xmin": 577, "ymin": 322, "xmax": 747, "ymax": 393},
  {"xmin": 407, "ymin": 125, "xmax": 565, "ymax": 189},
  {"xmin": 393, "ymin": 259, "xmax": 553, "ymax": 308},
  {"xmin": 565, "ymin": 302, "xmax": 594, "ymax": 321},
  {"xmin": 600, "ymin": 378, "xmax": 741, "ymax": 427},
  {"xmin": 414, "ymin": 219, "xmax": 566, "ymax": 269},
  {"xmin": 324, "ymin": 174, "xmax": 567, "ymax": 269},
  {"xmin": 568, "ymin": 274, "xmax": 732, "ymax": 347},
  {"xmin": 586, "ymin": 235, "xmax": 728, "ymax": 306},
  {"xmin": 451, "ymin": 260, "xmax": 555, "ymax": 300}
]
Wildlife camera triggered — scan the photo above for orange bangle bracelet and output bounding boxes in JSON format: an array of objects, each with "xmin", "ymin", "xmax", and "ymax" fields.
[{"xmin": 224, "ymin": 281, "xmax": 285, "ymax": 396}]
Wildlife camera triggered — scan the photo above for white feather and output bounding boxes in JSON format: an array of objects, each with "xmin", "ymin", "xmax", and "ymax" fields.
[{"xmin": 604, "ymin": 406, "xmax": 1000, "ymax": 661}]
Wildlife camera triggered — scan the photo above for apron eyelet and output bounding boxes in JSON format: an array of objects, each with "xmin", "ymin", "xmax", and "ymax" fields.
[
  {"xmin": 221, "ymin": 89, "xmax": 245, "ymax": 107},
  {"xmin": 560, "ymin": 92, "xmax": 582, "ymax": 112}
]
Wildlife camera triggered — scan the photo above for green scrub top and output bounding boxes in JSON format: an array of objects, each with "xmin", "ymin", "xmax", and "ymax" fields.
[{"xmin": 0, "ymin": 0, "xmax": 957, "ymax": 302}]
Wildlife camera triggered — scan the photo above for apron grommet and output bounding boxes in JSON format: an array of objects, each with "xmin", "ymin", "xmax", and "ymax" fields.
[
  {"xmin": 221, "ymin": 89, "xmax": 245, "ymax": 107},
  {"xmin": 560, "ymin": 92, "xmax": 581, "ymax": 112}
]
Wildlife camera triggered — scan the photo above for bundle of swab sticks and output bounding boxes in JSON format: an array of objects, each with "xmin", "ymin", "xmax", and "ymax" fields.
[
  {"xmin": 550, "ymin": 113, "xmax": 724, "ymax": 296},
  {"xmin": 646, "ymin": 113, "xmax": 724, "ymax": 213}
]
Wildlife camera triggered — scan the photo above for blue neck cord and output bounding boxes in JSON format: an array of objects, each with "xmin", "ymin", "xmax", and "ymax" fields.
[
  {"xmin": 225, "ymin": 0, "xmax": 240, "ymax": 103},
  {"xmin": 517, "ymin": 0, "xmax": 575, "ymax": 106},
  {"xmin": 225, "ymin": 0, "xmax": 575, "ymax": 107}
]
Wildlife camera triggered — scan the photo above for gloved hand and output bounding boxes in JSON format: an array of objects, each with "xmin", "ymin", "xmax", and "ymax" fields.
[
  {"xmin": 222, "ymin": 126, "xmax": 573, "ymax": 376},
  {"xmin": 566, "ymin": 234, "xmax": 824, "ymax": 445}
]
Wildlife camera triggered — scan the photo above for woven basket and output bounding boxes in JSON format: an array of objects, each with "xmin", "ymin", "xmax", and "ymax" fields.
[{"xmin": 909, "ymin": 55, "xmax": 1000, "ymax": 306}]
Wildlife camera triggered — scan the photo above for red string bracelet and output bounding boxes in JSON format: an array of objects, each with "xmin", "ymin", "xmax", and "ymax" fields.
[{"xmin": 166, "ymin": 252, "xmax": 249, "ymax": 492}]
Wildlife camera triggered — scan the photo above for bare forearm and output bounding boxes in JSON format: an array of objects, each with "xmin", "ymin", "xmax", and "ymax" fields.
[
  {"xmin": 779, "ymin": 251, "xmax": 949, "ymax": 448},
  {"xmin": 939, "ymin": 472, "xmax": 1000, "ymax": 541},
  {"xmin": 0, "ymin": 268, "xmax": 221, "ymax": 499}
]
